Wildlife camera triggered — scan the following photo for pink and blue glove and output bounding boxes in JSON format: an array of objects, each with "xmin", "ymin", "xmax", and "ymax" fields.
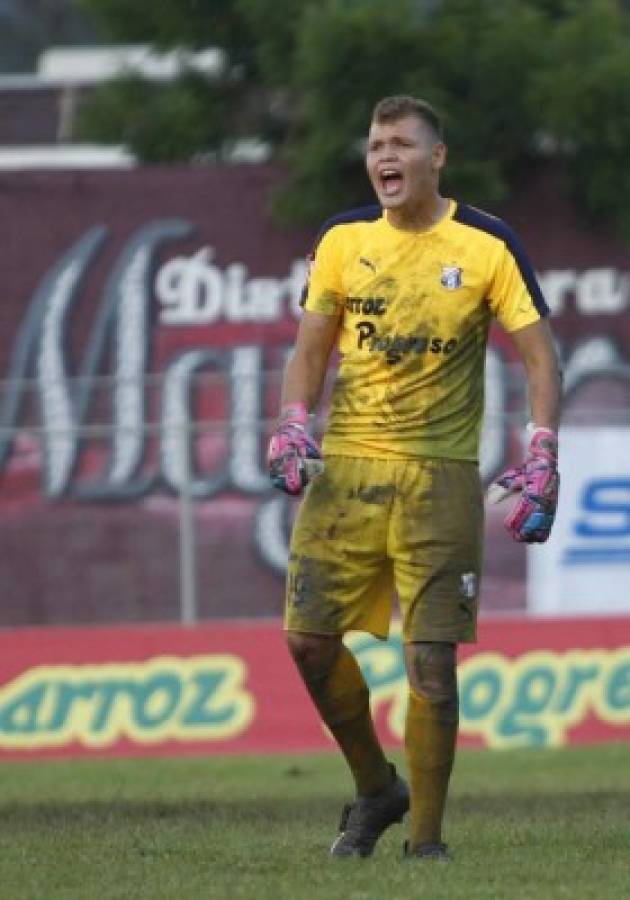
[
  {"xmin": 267, "ymin": 402, "xmax": 324, "ymax": 495},
  {"xmin": 488, "ymin": 426, "xmax": 559, "ymax": 543}
]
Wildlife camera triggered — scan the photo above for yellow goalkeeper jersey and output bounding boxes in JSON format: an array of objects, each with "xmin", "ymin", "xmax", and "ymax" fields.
[{"xmin": 302, "ymin": 200, "xmax": 548, "ymax": 461}]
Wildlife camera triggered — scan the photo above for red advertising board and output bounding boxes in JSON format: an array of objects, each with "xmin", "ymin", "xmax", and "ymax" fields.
[{"xmin": 1, "ymin": 616, "xmax": 629, "ymax": 759}]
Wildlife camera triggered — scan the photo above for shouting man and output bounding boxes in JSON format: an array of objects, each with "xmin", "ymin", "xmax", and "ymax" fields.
[{"xmin": 268, "ymin": 95, "xmax": 561, "ymax": 860}]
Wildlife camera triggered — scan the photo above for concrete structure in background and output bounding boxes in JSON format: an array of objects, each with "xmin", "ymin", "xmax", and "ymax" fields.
[
  {"xmin": 0, "ymin": 45, "xmax": 269, "ymax": 166},
  {"xmin": 0, "ymin": 145, "xmax": 136, "ymax": 168},
  {"xmin": 37, "ymin": 45, "xmax": 224, "ymax": 84},
  {"xmin": 0, "ymin": 45, "xmax": 221, "ymax": 156}
]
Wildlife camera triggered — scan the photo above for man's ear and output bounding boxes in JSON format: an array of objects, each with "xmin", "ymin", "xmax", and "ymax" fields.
[{"xmin": 432, "ymin": 141, "xmax": 447, "ymax": 172}]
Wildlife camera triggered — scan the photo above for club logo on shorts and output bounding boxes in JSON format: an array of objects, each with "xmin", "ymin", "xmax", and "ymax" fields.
[
  {"xmin": 440, "ymin": 266, "xmax": 463, "ymax": 290},
  {"xmin": 460, "ymin": 572, "xmax": 477, "ymax": 599}
]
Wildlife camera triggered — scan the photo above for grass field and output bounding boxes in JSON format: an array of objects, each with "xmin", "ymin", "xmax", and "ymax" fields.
[{"xmin": 1, "ymin": 744, "xmax": 629, "ymax": 899}]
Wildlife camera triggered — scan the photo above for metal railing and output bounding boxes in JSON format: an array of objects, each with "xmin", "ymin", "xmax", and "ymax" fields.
[{"xmin": 0, "ymin": 366, "xmax": 628, "ymax": 626}]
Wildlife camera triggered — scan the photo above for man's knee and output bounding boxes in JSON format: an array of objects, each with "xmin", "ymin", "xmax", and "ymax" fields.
[
  {"xmin": 286, "ymin": 631, "xmax": 342, "ymax": 681},
  {"xmin": 405, "ymin": 641, "xmax": 458, "ymax": 708}
]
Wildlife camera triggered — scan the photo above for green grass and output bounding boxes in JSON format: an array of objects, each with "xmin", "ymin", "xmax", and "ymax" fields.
[{"xmin": 0, "ymin": 745, "xmax": 629, "ymax": 899}]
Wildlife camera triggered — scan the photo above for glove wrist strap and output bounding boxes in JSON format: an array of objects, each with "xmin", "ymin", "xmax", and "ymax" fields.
[
  {"xmin": 526, "ymin": 422, "xmax": 557, "ymax": 439},
  {"xmin": 278, "ymin": 402, "xmax": 309, "ymax": 427}
]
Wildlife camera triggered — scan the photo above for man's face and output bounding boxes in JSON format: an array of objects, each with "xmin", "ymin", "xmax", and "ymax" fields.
[{"xmin": 365, "ymin": 115, "xmax": 446, "ymax": 211}]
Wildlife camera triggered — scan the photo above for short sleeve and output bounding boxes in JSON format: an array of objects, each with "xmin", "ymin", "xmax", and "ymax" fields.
[
  {"xmin": 302, "ymin": 227, "xmax": 345, "ymax": 316},
  {"xmin": 487, "ymin": 232, "xmax": 549, "ymax": 333}
]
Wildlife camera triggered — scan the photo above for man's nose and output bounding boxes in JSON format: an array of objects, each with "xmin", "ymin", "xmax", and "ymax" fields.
[{"xmin": 379, "ymin": 144, "xmax": 398, "ymax": 161}]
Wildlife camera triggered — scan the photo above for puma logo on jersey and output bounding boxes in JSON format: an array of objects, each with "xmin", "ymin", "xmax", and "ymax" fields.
[{"xmin": 359, "ymin": 257, "xmax": 377, "ymax": 273}]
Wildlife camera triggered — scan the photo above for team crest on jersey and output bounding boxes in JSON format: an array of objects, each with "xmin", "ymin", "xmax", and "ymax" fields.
[{"xmin": 440, "ymin": 265, "xmax": 463, "ymax": 290}]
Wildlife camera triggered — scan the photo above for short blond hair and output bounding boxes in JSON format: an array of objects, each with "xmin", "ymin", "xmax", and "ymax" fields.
[{"xmin": 372, "ymin": 96, "xmax": 444, "ymax": 141}]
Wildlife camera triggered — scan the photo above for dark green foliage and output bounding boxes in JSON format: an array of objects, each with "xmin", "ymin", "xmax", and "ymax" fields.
[
  {"xmin": 275, "ymin": 0, "xmax": 550, "ymax": 222},
  {"xmin": 78, "ymin": 0, "xmax": 231, "ymax": 50},
  {"xmin": 532, "ymin": 0, "xmax": 630, "ymax": 235},
  {"xmin": 77, "ymin": 72, "xmax": 239, "ymax": 163},
  {"xmin": 75, "ymin": 0, "xmax": 630, "ymax": 234},
  {"xmin": 0, "ymin": 0, "xmax": 98, "ymax": 71}
]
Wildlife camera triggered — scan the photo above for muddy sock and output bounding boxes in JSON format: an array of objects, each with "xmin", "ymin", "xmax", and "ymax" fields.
[
  {"xmin": 306, "ymin": 644, "xmax": 391, "ymax": 796},
  {"xmin": 405, "ymin": 687, "xmax": 458, "ymax": 846}
]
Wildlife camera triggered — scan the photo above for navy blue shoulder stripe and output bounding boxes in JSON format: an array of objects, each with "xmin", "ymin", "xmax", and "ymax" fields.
[
  {"xmin": 300, "ymin": 204, "xmax": 382, "ymax": 307},
  {"xmin": 454, "ymin": 203, "xmax": 548, "ymax": 317},
  {"xmin": 314, "ymin": 203, "xmax": 382, "ymax": 245}
]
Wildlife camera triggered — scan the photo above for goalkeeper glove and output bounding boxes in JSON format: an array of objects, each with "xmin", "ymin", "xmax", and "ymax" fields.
[
  {"xmin": 488, "ymin": 425, "xmax": 559, "ymax": 543},
  {"xmin": 267, "ymin": 402, "xmax": 324, "ymax": 495}
]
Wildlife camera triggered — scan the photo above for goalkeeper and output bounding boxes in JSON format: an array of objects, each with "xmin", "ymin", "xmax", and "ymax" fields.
[{"xmin": 268, "ymin": 95, "xmax": 561, "ymax": 861}]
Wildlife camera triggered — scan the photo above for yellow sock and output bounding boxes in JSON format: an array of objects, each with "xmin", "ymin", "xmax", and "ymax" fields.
[
  {"xmin": 307, "ymin": 644, "xmax": 390, "ymax": 796},
  {"xmin": 405, "ymin": 688, "xmax": 458, "ymax": 846}
]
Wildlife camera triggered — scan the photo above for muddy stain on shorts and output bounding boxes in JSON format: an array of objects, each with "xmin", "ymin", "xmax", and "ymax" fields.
[
  {"xmin": 347, "ymin": 484, "xmax": 396, "ymax": 505},
  {"xmin": 286, "ymin": 553, "xmax": 343, "ymax": 632}
]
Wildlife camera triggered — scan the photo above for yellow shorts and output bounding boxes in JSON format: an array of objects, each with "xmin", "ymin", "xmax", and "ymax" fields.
[{"xmin": 285, "ymin": 456, "xmax": 483, "ymax": 643}]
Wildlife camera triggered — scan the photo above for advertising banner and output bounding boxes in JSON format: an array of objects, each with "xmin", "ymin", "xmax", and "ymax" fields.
[
  {"xmin": 1, "ymin": 616, "xmax": 629, "ymax": 759},
  {"xmin": 528, "ymin": 428, "xmax": 630, "ymax": 615}
]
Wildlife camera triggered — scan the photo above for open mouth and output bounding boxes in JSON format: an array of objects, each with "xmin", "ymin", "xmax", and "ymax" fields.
[{"xmin": 379, "ymin": 168, "xmax": 404, "ymax": 197}]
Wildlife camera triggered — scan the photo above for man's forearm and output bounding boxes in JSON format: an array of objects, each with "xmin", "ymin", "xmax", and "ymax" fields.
[
  {"xmin": 510, "ymin": 320, "xmax": 562, "ymax": 432},
  {"xmin": 280, "ymin": 348, "xmax": 328, "ymax": 412},
  {"xmin": 278, "ymin": 309, "xmax": 339, "ymax": 414},
  {"xmin": 527, "ymin": 362, "xmax": 562, "ymax": 432}
]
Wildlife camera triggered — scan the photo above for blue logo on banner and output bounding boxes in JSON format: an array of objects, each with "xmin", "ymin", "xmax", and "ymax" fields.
[{"xmin": 563, "ymin": 477, "xmax": 630, "ymax": 565}]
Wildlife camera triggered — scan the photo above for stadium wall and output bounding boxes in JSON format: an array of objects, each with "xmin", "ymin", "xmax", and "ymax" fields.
[{"xmin": 0, "ymin": 165, "xmax": 628, "ymax": 630}]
